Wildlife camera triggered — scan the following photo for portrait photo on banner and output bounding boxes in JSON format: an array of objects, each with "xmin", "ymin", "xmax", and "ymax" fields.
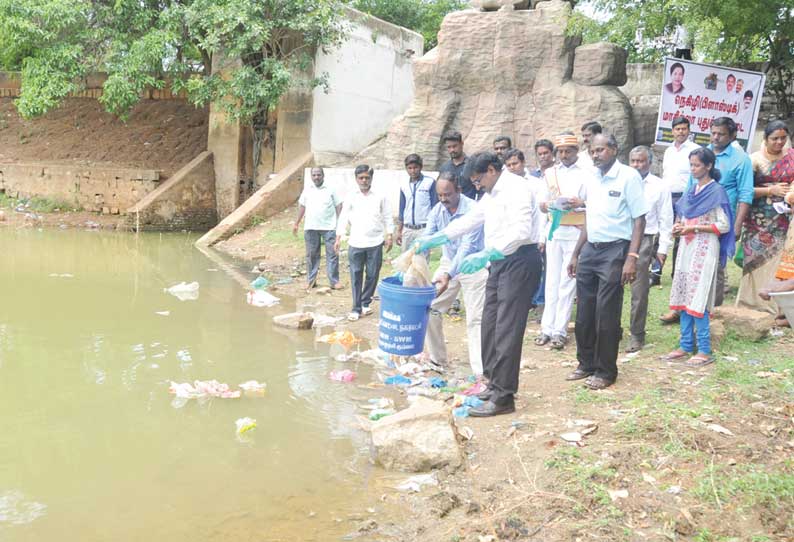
[{"xmin": 655, "ymin": 58, "xmax": 766, "ymax": 150}]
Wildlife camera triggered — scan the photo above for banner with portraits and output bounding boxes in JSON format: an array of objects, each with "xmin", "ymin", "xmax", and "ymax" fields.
[{"xmin": 655, "ymin": 58, "xmax": 765, "ymax": 150}]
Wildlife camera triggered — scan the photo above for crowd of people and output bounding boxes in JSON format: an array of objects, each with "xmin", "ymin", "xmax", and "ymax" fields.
[{"xmin": 293, "ymin": 116, "xmax": 794, "ymax": 417}]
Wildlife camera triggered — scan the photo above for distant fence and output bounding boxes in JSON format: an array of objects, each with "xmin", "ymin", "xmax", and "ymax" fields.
[{"xmin": 0, "ymin": 72, "xmax": 187, "ymax": 100}]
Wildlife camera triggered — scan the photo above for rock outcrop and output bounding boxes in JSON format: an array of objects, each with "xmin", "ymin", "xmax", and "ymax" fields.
[
  {"xmin": 370, "ymin": 397, "xmax": 462, "ymax": 472},
  {"xmin": 358, "ymin": 0, "xmax": 634, "ymax": 168},
  {"xmin": 712, "ymin": 306, "xmax": 776, "ymax": 342}
]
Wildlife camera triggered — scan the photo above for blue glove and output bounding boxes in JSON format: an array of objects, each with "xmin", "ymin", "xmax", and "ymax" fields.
[
  {"xmin": 459, "ymin": 248, "xmax": 505, "ymax": 274},
  {"xmin": 413, "ymin": 232, "xmax": 449, "ymax": 253}
]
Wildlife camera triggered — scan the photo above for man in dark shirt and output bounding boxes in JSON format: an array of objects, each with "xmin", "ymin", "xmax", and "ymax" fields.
[{"xmin": 439, "ymin": 130, "xmax": 482, "ymax": 200}]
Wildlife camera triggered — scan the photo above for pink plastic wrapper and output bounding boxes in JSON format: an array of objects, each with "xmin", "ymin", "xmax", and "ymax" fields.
[
  {"xmin": 329, "ymin": 369, "xmax": 356, "ymax": 382},
  {"xmin": 462, "ymin": 381, "xmax": 487, "ymax": 396}
]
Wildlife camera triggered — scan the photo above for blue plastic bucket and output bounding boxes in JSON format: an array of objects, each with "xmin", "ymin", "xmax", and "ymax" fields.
[{"xmin": 377, "ymin": 276, "xmax": 437, "ymax": 356}]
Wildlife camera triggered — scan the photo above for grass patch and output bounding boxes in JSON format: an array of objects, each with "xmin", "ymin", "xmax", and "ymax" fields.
[
  {"xmin": 0, "ymin": 193, "xmax": 79, "ymax": 213},
  {"xmin": 544, "ymin": 447, "xmax": 619, "ymax": 512}
]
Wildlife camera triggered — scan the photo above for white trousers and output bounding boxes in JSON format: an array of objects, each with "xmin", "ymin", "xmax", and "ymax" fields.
[
  {"xmin": 424, "ymin": 259, "xmax": 488, "ymax": 375},
  {"xmin": 540, "ymin": 237, "xmax": 578, "ymax": 338}
]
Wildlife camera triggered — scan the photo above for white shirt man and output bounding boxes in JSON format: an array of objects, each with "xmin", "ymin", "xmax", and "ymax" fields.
[
  {"xmin": 626, "ymin": 147, "xmax": 674, "ymax": 352},
  {"xmin": 662, "ymin": 120, "xmax": 701, "ymax": 197},
  {"xmin": 537, "ymin": 135, "xmax": 592, "ymax": 349}
]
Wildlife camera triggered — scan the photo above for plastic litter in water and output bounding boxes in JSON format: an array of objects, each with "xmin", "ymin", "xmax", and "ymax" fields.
[
  {"xmin": 318, "ymin": 331, "xmax": 360, "ymax": 348},
  {"xmin": 0, "ymin": 490, "xmax": 48, "ymax": 525},
  {"xmin": 246, "ymin": 290, "xmax": 280, "ymax": 307},
  {"xmin": 165, "ymin": 281, "xmax": 199, "ymax": 301},
  {"xmin": 155, "ymin": 311, "xmax": 170, "ymax": 316},
  {"xmin": 329, "ymin": 369, "xmax": 356, "ymax": 382},
  {"xmin": 168, "ymin": 380, "xmax": 242, "ymax": 401},
  {"xmin": 239, "ymin": 380, "xmax": 267, "ymax": 396},
  {"xmin": 235, "ymin": 417, "xmax": 257, "ymax": 435},
  {"xmin": 384, "ymin": 374, "xmax": 411, "ymax": 386}
]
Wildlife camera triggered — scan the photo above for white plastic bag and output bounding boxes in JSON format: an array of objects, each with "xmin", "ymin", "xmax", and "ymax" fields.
[{"xmin": 393, "ymin": 251, "xmax": 432, "ymax": 287}]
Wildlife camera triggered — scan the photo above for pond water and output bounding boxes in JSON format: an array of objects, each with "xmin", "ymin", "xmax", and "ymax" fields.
[{"xmin": 0, "ymin": 228, "xmax": 390, "ymax": 541}]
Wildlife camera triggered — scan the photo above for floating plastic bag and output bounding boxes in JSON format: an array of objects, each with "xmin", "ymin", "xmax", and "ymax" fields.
[
  {"xmin": 239, "ymin": 380, "xmax": 267, "ymax": 397},
  {"xmin": 235, "ymin": 417, "xmax": 257, "ymax": 434},
  {"xmin": 165, "ymin": 281, "xmax": 199, "ymax": 301},
  {"xmin": 384, "ymin": 374, "xmax": 411, "ymax": 386},
  {"xmin": 168, "ymin": 380, "xmax": 242, "ymax": 401},
  {"xmin": 392, "ymin": 251, "xmax": 432, "ymax": 287},
  {"xmin": 318, "ymin": 331, "xmax": 360, "ymax": 349},
  {"xmin": 246, "ymin": 289, "xmax": 280, "ymax": 307},
  {"xmin": 329, "ymin": 369, "xmax": 356, "ymax": 382}
]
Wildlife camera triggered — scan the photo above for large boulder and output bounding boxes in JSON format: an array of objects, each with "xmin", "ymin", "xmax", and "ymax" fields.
[
  {"xmin": 370, "ymin": 397, "xmax": 462, "ymax": 472},
  {"xmin": 356, "ymin": 1, "xmax": 634, "ymax": 168},
  {"xmin": 712, "ymin": 306, "xmax": 776, "ymax": 341},
  {"xmin": 572, "ymin": 43, "xmax": 628, "ymax": 86}
]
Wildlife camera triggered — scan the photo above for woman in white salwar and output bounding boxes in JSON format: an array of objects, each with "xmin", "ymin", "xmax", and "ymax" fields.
[{"xmin": 661, "ymin": 148, "xmax": 735, "ymax": 367}]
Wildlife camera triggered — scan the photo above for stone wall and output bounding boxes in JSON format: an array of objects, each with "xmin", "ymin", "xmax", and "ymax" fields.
[
  {"xmin": 126, "ymin": 151, "xmax": 217, "ymax": 232},
  {"xmin": 0, "ymin": 71, "xmax": 186, "ymax": 100},
  {"xmin": 0, "ymin": 163, "xmax": 160, "ymax": 213},
  {"xmin": 357, "ymin": 0, "xmax": 634, "ymax": 169}
]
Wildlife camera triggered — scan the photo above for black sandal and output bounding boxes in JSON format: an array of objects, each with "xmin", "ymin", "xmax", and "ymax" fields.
[
  {"xmin": 550, "ymin": 336, "xmax": 567, "ymax": 350},
  {"xmin": 534, "ymin": 334, "xmax": 551, "ymax": 346}
]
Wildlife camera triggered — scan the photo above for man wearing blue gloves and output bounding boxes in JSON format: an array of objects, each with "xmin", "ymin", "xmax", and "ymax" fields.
[
  {"xmin": 415, "ymin": 152, "xmax": 541, "ymax": 417},
  {"xmin": 423, "ymin": 172, "xmax": 486, "ymax": 377}
]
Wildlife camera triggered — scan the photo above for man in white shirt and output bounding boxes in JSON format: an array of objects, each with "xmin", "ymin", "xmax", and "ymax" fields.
[
  {"xmin": 335, "ymin": 165, "xmax": 394, "ymax": 321},
  {"xmin": 415, "ymin": 152, "xmax": 541, "ymax": 417},
  {"xmin": 658, "ymin": 116, "xmax": 700, "ymax": 285},
  {"xmin": 626, "ymin": 146, "xmax": 674, "ymax": 352},
  {"xmin": 568, "ymin": 134, "xmax": 648, "ymax": 390},
  {"xmin": 577, "ymin": 121, "xmax": 602, "ymax": 169},
  {"xmin": 535, "ymin": 134, "xmax": 590, "ymax": 350},
  {"xmin": 293, "ymin": 167, "xmax": 343, "ymax": 290}
]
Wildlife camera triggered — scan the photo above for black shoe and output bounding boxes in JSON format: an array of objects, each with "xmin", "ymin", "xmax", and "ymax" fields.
[
  {"xmin": 565, "ymin": 368, "xmax": 594, "ymax": 381},
  {"xmin": 476, "ymin": 389, "xmax": 492, "ymax": 401},
  {"xmin": 469, "ymin": 399, "xmax": 515, "ymax": 417}
]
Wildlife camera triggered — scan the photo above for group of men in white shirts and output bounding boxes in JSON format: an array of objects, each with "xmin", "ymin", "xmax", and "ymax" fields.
[{"xmin": 296, "ymin": 118, "xmax": 703, "ymax": 417}]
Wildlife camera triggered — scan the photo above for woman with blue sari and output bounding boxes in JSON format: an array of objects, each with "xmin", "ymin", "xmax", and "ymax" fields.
[{"xmin": 661, "ymin": 148, "xmax": 734, "ymax": 367}]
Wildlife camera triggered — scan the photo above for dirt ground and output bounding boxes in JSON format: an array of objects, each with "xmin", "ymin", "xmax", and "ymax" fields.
[
  {"xmin": 217, "ymin": 205, "xmax": 794, "ymax": 542},
  {"xmin": 0, "ymin": 97, "xmax": 208, "ymax": 177}
]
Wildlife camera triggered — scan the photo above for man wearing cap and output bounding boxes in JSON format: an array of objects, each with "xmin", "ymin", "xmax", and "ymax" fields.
[
  {"xmin": 534, "ymin": 134, "xmax": 590, "ymax": 351},
  {"xmin": 568, "ymin": 134, "xmax": 647, "ymax": 390}
]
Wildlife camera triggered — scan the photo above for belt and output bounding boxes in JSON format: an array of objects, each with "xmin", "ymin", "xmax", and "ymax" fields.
[
  {"xmin": 404, "ymin": 224, "xmax": 426, "ymax": 230},
  {"xmin": 589, "ymin": 239, "xmax": 629, "ymax": 250}
]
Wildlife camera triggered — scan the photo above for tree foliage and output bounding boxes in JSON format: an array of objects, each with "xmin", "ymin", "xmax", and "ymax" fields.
[
  {"xmin": 0, "ymin": 0, "xmax": 347, "ymax": 122},
  {"xmin": 350, "ymin": 0, "xmax": 466, "ymax": 50},
  {"xmin": 569, "ymin": 0, "xmax": 794, "ymax": 115}
]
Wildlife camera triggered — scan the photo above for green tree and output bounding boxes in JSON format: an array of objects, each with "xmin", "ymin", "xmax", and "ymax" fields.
[
  {"xmin": 351, "ymin": 0, "xmax": 466, "ymax": 50},
  {"xmin": 0, "ymin": 0, "xmax": 347, "ymax": 180},
  {"xmin": 569, "ymin": 0, "xmax": 794, "ymax": 116}
]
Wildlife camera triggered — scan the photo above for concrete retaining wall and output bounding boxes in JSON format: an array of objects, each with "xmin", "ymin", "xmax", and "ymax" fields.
[
  {"xmin": 0, "ymin": 163, "xmax": 160, "ymax": 212},
  {"xmin": 126, "ymin": 151, "xmax": 217, "ymax": 231},
  {"xmin": 196, "ymin": 151, "xmax": 312, "ymax": 246}
]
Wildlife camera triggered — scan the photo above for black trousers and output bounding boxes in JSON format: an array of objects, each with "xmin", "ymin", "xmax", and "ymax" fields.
[
  {"xmin": 574, "ymin": 240, "xmax": 629, "ymax": 382},
  {"xmin": 348, "ymin": 244, "xmax": 383, "ymax": 313},
  {"xmin": 481, "ymin": 244, "xmax": 542, "ymax": 403}
]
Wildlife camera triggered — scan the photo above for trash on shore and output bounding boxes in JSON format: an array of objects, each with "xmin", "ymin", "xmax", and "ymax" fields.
[
  {"xmin": 395, "ymin": 473, "xmax": 438, "ymax": 492},
  {"xmin": 383, "ymin": 374, "xmax": 411, "ymax": 386},
  {"xmin": 250, "ymin": 276, "xmax": 271, "ymax": 290},
  {"xmin": 165, "ymin": 281, "xmax": 199, "ymax": 301},
  {"xmin": 235, "ymin": 417, "xmax": 257, "ymax": 435},
  {"xmin": 329, "ymin": 369, "xmax": 356, "ymax": 382},
  {"xmin": 247, "ymin": 289, "xmax": 280, "ymax": 307}
]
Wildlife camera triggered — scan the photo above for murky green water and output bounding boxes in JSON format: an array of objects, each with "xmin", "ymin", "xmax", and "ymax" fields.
[{"xmin": 0, "ymin": 228, "xmax": 387, "ymax": 541}]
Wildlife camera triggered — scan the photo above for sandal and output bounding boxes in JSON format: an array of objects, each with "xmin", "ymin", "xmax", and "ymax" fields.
[
  {"xmin": 684, "ymin": 354, "xmax": 715, "ymax": 368},
  {"xmin": 550, "ymin": 336, "xmax": 567, "ymax": 350},
  {"xmin": 534, "ymin": 334, "xmax": 551, "ymax": 346},
  {"xmin": 660, "ymin": 349, "xmax": 691, "ymax": 361}
]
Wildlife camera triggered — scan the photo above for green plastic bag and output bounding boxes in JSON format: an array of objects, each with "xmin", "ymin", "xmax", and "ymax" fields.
[{"xmin": 733, "ymin": 242, "xmax": 744, "ymax": 268}]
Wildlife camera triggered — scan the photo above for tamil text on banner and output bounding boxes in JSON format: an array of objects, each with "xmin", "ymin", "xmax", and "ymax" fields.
[{"xmin": 655, "ymin": 58, "xmax": 765, "ymax": 150}]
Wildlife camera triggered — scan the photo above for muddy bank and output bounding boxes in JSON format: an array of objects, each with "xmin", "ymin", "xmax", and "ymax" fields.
[{"xmin": 216, "ymin": 205, "xmax": 794, "ymax": 542}]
